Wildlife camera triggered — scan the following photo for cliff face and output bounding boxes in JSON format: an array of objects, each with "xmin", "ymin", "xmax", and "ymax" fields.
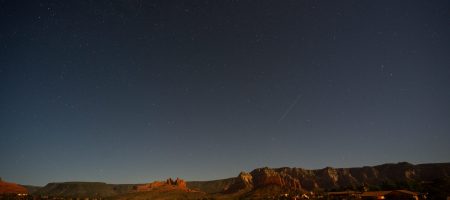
[
  {"xmin": 251, "ymin": 168, "xmax": 301, "ymax": 190},
  {"xmin": 220, "ymin": 162, "xmax": 450, "ymax": 192},
  {"xmin": 222, "ymin": 172, "xmax": 253, "ymax": 193}
]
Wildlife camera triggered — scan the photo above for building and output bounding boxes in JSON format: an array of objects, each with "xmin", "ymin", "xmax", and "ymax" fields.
[
  {"xmin": 361, "ymin": 190, "xmax": 419, "ymax": 200},
  {"xmin": 327, "ymin": 191, "xmax": 361, "ymax": 200}
]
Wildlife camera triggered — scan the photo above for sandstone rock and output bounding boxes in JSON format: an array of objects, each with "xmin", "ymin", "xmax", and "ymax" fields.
[
  {"xmin": 166, "ymin": 178, "xmax": 187, "ymax": 188},
  {"xmin": 220, "ymin": 162, "xmax": 450, "ymax": 194},
  {"xmin": 136, "ymin": 178, "xmax": 191, "ymax": 192},
  {"xmin": 250, "ymin": 167, "xmax": 302, "ymax": 191},
  {"xmin": 223, "ymin": 172, "xmax": 253, "ymax": 193}
]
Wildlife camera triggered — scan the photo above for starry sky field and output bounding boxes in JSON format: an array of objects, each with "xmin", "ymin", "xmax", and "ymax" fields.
[{"xmin": 1, "ymin": 0, "xmax": 450, "ymax": 186}]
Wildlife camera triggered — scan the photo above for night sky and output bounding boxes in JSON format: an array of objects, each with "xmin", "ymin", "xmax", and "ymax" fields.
[{"xmin": 1, "ymin": 0, "xmax": 450, "ymax": 186}]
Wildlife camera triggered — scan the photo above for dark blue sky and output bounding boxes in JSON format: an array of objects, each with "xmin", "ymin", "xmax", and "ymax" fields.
[{"xmin": 1, "ymin": 0, "xmax": 450, "ymax": 186}]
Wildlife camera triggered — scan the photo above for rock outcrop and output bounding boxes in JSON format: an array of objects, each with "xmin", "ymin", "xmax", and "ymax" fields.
[
  {"xmin": 223, "ymin": 172, "xmax": 253, "ymax": 193},
  {"xmin": 216, "ymin": 162, "xmax": 450, "ymax": 193},
  {"xmin": 136, "ymin": 178, "xmax": 192, "ymax": 192},
  {"xmin": 166, "ymin": 178, "xmax": 187, "ymax": 188},
  {"xmin": 251, "ymin": 167, "xmax": 302, "ymax": 190}
]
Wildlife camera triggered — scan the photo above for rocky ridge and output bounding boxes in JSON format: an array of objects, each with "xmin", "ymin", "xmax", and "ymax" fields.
[
  {"xmin": 219, "ymin": 162, "xmax": 450, "ymax": 192},
  {"xmin": 24, "ymin": 162, "xmax": 450, "ymax": 199}
]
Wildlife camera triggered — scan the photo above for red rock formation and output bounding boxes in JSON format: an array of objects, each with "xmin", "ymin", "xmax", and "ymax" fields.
[
  {"xmin": 223, "ymin": 172, "xmax": 253, "ymax": 193},
  {"xmin": 0, "ymin": 179, "xmax": 28, "ymax": 194},
  {"xmin": 250, "ymin": 167, "xmax": 302, "ymax": 191},
  {"xmin": 187, "ymin": 163, "xmax": 450, "ymax": 195},
  {"xmin": 136, "ymin": 178, "xmax": 192, "ymax": 192},
  {"xmin": 166, "ymin": 178, "xmax": 187, "ymax": 188},
  {"xmin": 224, "ymin": 168, "xmax": 303, "ymax": 193}
]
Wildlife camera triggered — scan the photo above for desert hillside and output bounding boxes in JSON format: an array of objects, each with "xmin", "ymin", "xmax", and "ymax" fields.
[{"xmin": 0, "ymin": 178, "xmax": 28, "ymax": 194}]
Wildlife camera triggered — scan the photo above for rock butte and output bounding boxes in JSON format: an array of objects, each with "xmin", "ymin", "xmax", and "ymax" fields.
[{"xmin": 135, "ymin": 178, "xmax": 197, "ymax": 192}]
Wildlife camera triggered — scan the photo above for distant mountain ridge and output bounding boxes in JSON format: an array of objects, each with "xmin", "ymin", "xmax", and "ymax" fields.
[
  {"xmin": 33, "ymin": 182, "xmax": 136, "ymax": 198},
  {"xmin": 27, "ymin": 162, "xmax": 450, "ymax": 199},
  {"xmin": 186, "ymin": 162, "xmax": 450, "ymax": 194}
]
